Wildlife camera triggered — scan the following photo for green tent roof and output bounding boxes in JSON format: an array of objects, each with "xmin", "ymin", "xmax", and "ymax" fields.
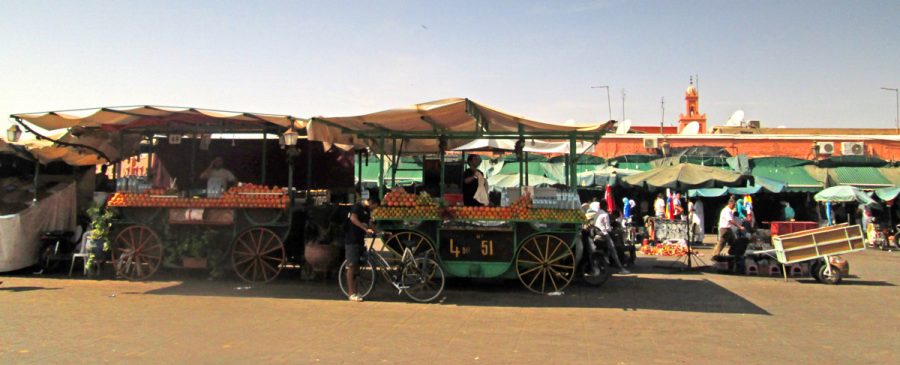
[
  {"xmin": 879, "ymin": 167, "xmax": 900, "ymax": 186},
  {"xmin": 875, "ymin": 186, "xmax": 900, "ymax": 201},
  {"xmin": 355, "ymin": 157, "xmax": 422, "ymax": 185},
  {"xmin": 548, "ymin": 154, "xmax": 605, "ymax": 164},
  {"xmin": 750, "ymin": 157, "xmax": 811, "ymax": 168},
  {"xmin": 817, "ymin": 155, "xmax": 888, "ymax": 168},
  {"xmin": 751, "ymin": 165, "xmax": 823, "ymax": 192},
  {"xmin": 828, "ymin": 167, "xmax": 893, "ymax": 188}
]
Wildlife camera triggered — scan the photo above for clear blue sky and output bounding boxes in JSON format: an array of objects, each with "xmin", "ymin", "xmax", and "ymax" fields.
[{"xmin": 2, "ymin": 0, "xmax": 899, "ymax": 132}]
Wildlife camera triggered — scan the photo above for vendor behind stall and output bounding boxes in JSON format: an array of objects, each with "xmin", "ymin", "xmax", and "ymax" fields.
[
  {"xmin": 200, "ymin": 157, "xmax": 236, "ymax": 197},
  {"xmin": 462, "ymin": 155, "xmax": 488, "ymax": 206}
]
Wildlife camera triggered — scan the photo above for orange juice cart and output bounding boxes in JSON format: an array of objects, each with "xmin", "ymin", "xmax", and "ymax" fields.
[{"xmin": 308, "ymin": 98, "xmax": 613, "ymax": 294}]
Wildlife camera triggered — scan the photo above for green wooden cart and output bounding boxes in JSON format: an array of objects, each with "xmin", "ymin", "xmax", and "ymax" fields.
[{"xmin": 308, "ymin": 98, "xmax": 612, "ymax": 294}]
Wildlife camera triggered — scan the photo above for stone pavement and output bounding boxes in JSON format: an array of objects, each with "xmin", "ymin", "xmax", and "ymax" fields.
[{"xmin": 1, "ymin": 247, "xmax": 898, "ymax": 364}]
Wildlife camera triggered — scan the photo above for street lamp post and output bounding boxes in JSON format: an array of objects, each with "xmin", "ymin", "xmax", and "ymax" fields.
[
  {"xmin": 882, "ymin": 87, "xmax": 899, "ymax": 133},
  {"xmin": 591, "ymin": 85, "xmax": 612, "ymax": 121}
]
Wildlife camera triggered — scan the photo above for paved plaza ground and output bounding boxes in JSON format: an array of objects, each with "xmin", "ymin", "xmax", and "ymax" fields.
[{"xmin": 2, "ymin": 245, "xmax": 898, "ymax": 364}]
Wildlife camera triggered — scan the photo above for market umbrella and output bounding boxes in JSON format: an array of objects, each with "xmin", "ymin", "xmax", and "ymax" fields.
[
  {"xmin": 621, "ymin": 163, "xmax": 746, "ymax": 190},
  {"xmin": 875, "ymin": 186, "xmax": 900, "ymax": 202},
  {"xmin": 814, "ymin": 185, "xmax": 878, "ymax": 206}
]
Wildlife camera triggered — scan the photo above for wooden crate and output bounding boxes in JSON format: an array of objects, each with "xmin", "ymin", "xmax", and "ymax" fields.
[{"xmin": 772, "ymin": 223, "xmax": 865, "ymax": 264}]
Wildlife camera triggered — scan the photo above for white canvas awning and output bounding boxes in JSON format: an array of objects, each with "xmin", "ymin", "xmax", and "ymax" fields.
[
  {"xmin": 453, "ymin": 138, "xmax": 596, "ymax": 154},
  {"xmin": 10, "ymin": 106, "xmax": 305, "ymax": 164},
  {"xmin": 308, "ymin": 98, "xmax": 612, "ymax": 154},
  {"xmin": 12, "ymin": 105, "xmax": 305, "ymax": 132}
]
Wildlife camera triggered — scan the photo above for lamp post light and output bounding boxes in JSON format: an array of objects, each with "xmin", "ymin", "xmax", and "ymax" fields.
[
  {"xmin": 591, "ymin": 85, "xmax": 612, "ymax": 122},
  {"xmin": 282, "ymin": 127, "xmax": 299, "ymax": 147},
  {"xmin": 882, "ymin": 87, "xmax": 899, "ymax": 133},
  {"xmin": 7, "ymin": 124, "xmax": 22, "ymax": 142}
]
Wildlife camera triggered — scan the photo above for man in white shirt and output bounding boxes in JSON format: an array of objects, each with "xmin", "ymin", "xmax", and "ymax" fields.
[
  {"xmin": 654, "ymin": 193, "xmax": 666, "ymax": 218},
  {"xmin": 200, "ymin": 157, "xmax": 236, "ymax": 197},
  {"xmin": 712, "ymin": 198, "xmax": 742, "ymax": 256},
  {"xmin": 593, "ymin": 203, "xmax": 630, "ymax": 274}
]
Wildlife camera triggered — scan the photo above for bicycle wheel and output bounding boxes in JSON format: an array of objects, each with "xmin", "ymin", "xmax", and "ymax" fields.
[
  {"xmin": 338, "ymin": 259, "xmax": 376, "ymax": 299},
  {"xmin": 402, "ymin": 258, "xmax": 445, "ymax": 303}
]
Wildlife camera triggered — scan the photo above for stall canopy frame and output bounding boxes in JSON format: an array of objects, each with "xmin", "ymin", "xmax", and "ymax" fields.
[{"xmin": 308, "ymin": 98, "xmax": 614, "ymax": 195}]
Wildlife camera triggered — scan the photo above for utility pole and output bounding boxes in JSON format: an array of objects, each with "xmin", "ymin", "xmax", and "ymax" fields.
[
  {"xmin": 660, "ymin": 97, "xmax": 665, "ymax": 134},
  {"xmin": 882, "ymin": 87, "xmax": 899, "ymax": 133},
  {"xmin": 591, "ymin": 85, "xmax": 612, "ymax": 121}
]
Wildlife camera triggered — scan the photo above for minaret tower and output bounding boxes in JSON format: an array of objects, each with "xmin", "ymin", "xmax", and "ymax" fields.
[{"xmin": 678, "ymin": 77, "xmax": 707, "ymax": 133}]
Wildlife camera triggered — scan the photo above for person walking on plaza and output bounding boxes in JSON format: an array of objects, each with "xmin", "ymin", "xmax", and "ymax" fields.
[
  {"xmin": 712, "ymin": 198, "xmax": 742, "ymax": 256},
  {"xmin": 688, "ymin": 197, "xmax": 705, "ymax": 244},
  {"xmin": 344, "ymin": 195, "xmax": 379, "ymax": 302}
]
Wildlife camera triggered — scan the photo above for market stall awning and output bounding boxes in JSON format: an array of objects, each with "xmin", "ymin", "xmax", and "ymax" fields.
[
  {"xmin": 827, "ymin": 167, "xmax": 893, "ymax": 189},
  {"xmin": 622, "ymin": 163, "xmax": 746, "ymax": 190},
  {"xmin": 879, "ymin": 167, "xmax": 900, "ymax": 186},
  {"xmin": 2, "ymin": 130, "xmax": 142, "ymax": 165},
  {"xmin": 814, "ymin": 185, "xmax": 878, "ymax": 206},
  {"xmin": 488, "ymin": 173, "xmax": 557, "ymax": 189},
  {"xmin": 11, "ymin": 106, "xmax": 304, "ymax": 133},
  {"xmin": 355, "ymin": 156, "xmax": 423, "ymax": 185},
  {"xmin": 308, "ymin": 98, "xmax": 613, "ymax": 154},
  {"xmin": 688, "ymin": 176, "xmax": 786, "ymax": 197},
  {"xmin": 750, "ymin": 157, "xmax": 811, "ymax": 168},
  {"xmin": 0, "ymin": 139, "xmax": 33, "ymax": 161},
  {"xmin": 11, "ymin": 106, "xmax": 306, "ymax": 164},
  {"xmin": 752, "ymin": 165, "xmax": 823, "ymax": 192},
  {"xmin": 608, "ymin": 154, "xmax": 657, "ymax": 171},
  {"xmin": 454, "ymin": 138, "xmax": 596, "ymax": 154},
  {"xmin": 875, "ymin": 186, "xmax": 900, "ymax": 201}
]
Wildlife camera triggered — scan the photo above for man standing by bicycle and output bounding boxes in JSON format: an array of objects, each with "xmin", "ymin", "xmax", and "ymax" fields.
[{"xmin": 345, "ymin": 194, "xmax": 379, "ymax": 302}]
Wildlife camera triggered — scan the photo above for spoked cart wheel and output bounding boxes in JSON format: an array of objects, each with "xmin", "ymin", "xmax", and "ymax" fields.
[
  {"xmin": 383, "ymin": 231, "xmax": 436, "ymax": 259},
  {"xmin": 516, "ymin": 234, "xmax": 576, "ymax": 294},
  {"xmin": 231, "ymin": 227, "xmax": 286, "ymax": 283},
  {"xmin": 112, "ymin": 225, "xmax": 163, "ymax": 280}
]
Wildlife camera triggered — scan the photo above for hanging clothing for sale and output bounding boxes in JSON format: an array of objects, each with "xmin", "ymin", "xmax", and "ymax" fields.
[{"xmin": 605, "ymin": 185, "xmax": 616, "ymax": 213}]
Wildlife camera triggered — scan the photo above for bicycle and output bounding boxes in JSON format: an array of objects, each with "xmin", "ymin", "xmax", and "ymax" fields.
[{"xmin": 338, "ymin": 234, "xmax": 445, "ymax": 303}]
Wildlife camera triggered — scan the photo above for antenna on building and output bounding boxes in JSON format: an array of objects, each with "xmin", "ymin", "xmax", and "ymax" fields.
[
  {"xmin": 621, "ymin": 88, "xmax": 626, "ymax": 121},
  {"xmin": 660, "ymin": 97, "xmax": 665, "ymax": 134}
]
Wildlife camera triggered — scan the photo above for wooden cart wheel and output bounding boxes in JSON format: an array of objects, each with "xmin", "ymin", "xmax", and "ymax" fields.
[
  {"xmin": 231, "ymin": 227, "xmax": 285, "ymax": 283},
  {"xmin": 516, "ymin": 234, "xmax": 576, "ymax": 294},
  {"xmin": 383, "ymin": 231, "xmax": 435, "ymax": 260},
  {"xmin": 112, "ymin": 225, "xmax": 163, "ymax": 280}
]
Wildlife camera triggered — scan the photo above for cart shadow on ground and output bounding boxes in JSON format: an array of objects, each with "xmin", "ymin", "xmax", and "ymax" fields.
[
  {"xmin": 3, "ymin": 258, "xmax": 772, "ymax": 315},
  {"xmin": 121, "ymin": 256, "xmax": 772, "ymax": 316},
  {"xmin": 0, "ymin": 286, "xmax": 61, "ymax": 293}
]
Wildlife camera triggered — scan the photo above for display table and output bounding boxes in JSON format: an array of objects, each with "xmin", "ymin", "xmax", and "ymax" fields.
[{"xmin": 770, "ymin": 221, "xmax": 818, "ymax": 236}]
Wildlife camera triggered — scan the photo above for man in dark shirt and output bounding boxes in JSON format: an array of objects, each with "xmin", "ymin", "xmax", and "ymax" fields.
[
  {"xmin": 462, "ymin": 154, "xmax": 486, "ymax": 206},
  {"xmin": 344, "ymin": 195, "xmax": 379, "ymax": 302}
]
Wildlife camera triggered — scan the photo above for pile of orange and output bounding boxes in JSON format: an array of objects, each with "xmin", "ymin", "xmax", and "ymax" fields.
[
  {"xmin": 372, "ymin": 206, "xmax": 440, "ymax": 220},
  {"xmin": 107, "ymin": 184, "xmax": 288, "ymax": 209},
  {"xmin": 383, "ymin": 190, "xmax": 418, "ymax": 207}
]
